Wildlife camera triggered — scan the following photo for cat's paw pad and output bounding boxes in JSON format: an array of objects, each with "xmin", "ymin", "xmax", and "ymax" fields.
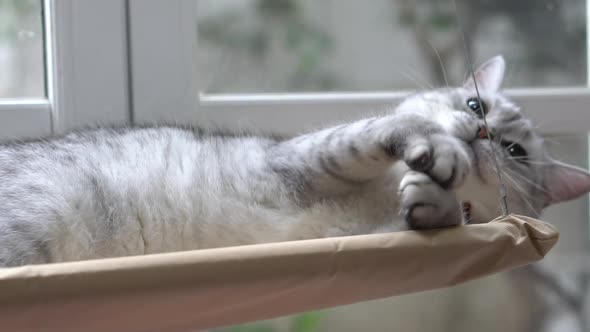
[
  {"xmin": 404, "ymin": 134, "xmax": 472, "ymax": 189},
  {"xmin": 399, "ymin": 171, "xmax": 462, "ymax": 230}
]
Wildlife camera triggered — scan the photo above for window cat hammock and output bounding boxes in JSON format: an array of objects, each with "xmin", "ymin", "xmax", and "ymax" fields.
[
  {"xmin": 0, "ymin": 2, "xmax": 560, "ymax": 331},
  {"xmin": 0, "ymin": 215, "xmax": 558, "ymax": 332}
]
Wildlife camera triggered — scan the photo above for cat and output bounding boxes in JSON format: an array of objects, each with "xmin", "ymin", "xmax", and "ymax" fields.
[{"xmin": 0, "ymin": 55, "xmax": 589, "ymax": 267}]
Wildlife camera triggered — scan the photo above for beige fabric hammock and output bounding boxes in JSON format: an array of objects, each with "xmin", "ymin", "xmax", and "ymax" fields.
[{"xmin": 0, "ymin": 214, "xmax": 558, "ymax": 332}]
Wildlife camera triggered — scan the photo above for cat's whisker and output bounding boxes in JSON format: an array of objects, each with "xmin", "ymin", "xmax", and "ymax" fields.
[
  {"xmin": 502, "ymin": 171, "xmax": 542, "ymax": 216},
  {"xmin": 501, "ymin": 170, "xmax": 530, "ymax": 196},
  {"xmin": 488, "ymin": 156, "xmax": 546, "ymax": 197},
  {"xmin": 504, "ymin": 168, "xmax": 548, "ymax": 194},
  {"xmin": 542, "ymin": 137, "xmax": 562, "ymax": 146},
  {"xmin": 520, "ymin": 193, "xmax": 541, "ymax": 216},
  {"xmin": 426, "ymin": 41, "xmax": 449, "ymax": 88},
  {"xmin": 397, "ymin": 69, "xmax": 433, "ymax": 91},
  {"xmin": 507, "ymin": 158, "xmax": 552, "ymax": 166},
  {"xmin": 510, "ymin": 172, "xmax": 547, "ymax": 192},
  {"xmin": 505, "ymin": 156, "xmax": 533, "ymax": 162}
]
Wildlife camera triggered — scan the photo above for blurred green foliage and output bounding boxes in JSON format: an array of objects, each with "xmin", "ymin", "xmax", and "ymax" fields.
[
  {"xmin": 257, "ymin": 0, "xmax": 299, "ymax": 18},
  {"xmin": 199, "ymin": 0, "xmax": 336, "ymax": 92},
  {"xmin": 221, "ymin": 311, "xmax": 324, "ymax": 332},
  {"xmin": 200, "ymin": 0, "xmax": 585, "ymax": 91},
  {"xmin": 290, "ymin": 311, "xmax": 323, "ymax": 332},
  {"xmin": 397, "ymin": 0, "xmax": 586, "ymax": 85},
  {"xmin": 0, "ymin": 0, "xmax": 41, "ymax": 41}
]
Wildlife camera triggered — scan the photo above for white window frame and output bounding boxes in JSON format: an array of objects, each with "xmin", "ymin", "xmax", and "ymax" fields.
[
  {"xmin": 127, "ymin": 0, "xmax": 198, "ymax": 125},
  {"xmin": 2, "ymin": 1, "xmax": 589, "ymax": 138},
  {"xmin": 0, "ymin": 0, "xmax": 130, "ymax": 140},
  {"xmin": 128, "ymin": 0, "xmax": 590, "ymax": 136}
]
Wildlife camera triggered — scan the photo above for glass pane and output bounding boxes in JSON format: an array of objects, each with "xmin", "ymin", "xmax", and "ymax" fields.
[
  {"xmin": 0, "ymin": 0, "xmax": 45, "ymax": 98},
  {"xmin": 215, "ymin": 133, "xmax": 590, "ymax": 332},
  {"xmin": 197, "ymin": 0, "xmax": 586, "ymax": 94}
]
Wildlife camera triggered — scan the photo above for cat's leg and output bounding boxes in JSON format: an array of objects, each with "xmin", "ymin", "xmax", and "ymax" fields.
[{"xmin": 270, "ymin": 112, "xmax": 480, "ymax": 196}]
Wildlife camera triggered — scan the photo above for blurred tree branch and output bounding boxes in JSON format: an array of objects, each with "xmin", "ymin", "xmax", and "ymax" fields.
[
  {"xmin": 396, "ymin": 0, "xmax": 476, "ymax": 86},
  {"xmin": 396, "ymin": 0, "xmax": 585, "ymax": 86}
]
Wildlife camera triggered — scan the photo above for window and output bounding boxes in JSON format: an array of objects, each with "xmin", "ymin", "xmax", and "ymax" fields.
[
  {"xmin": 197, "ymin": 0, "xmax": 585, "ymax": 93},
  {"xmin": 0, "ymin": 0, "xmax": 44, "ymax": 99},
  {"xmin": 0, "ymin": 0, "xmax": 129, "ymax": 140},
  {"xmin": 0, "ymin": 0, "xmax": 48, "ymax": 140},
  {"xmin": 126, "ymin": 1, "xmax": 590, "ymax": 331}
]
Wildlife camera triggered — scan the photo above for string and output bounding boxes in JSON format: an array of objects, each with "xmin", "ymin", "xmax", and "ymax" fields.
[{"xmin": 451, "ymin": 0, "xmax": 509, "ymax": 216}]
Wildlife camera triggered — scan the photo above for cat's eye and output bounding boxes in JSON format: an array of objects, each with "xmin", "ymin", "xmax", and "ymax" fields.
[
  {"xmin": 466, "ymin": 98, "xmax": 487, "ymax": 118},
  {"xmin": 501, "ymin": 141, "xmax": 528, "ymax": 162}
]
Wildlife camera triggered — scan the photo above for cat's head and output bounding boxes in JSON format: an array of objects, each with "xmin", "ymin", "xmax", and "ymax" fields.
[{"xmin": 405, "ymin": 55, "xmax": 590, "ymax": 223}]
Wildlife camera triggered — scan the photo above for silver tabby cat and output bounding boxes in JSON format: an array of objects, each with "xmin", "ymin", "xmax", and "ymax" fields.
[{"xmin": 1, "ymin": 55, "xmax": 589, "ymax": 267}]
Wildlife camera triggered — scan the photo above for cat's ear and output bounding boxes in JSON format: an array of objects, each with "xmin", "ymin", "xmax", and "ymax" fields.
[
  {"xmin": 463, "ymin": 55, "xmax": 506, "ymax": 93},
  {"xmin": 543, "ymin": 158, "xmax": 590, "ymax": 206}
]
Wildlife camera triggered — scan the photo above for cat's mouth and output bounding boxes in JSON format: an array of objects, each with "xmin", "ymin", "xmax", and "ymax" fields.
[{"xmin": 462, "ymin": 201, "xmax": 472, "ymax": 224}]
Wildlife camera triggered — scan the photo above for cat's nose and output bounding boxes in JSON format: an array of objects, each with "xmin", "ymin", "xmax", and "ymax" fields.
[
  {"xmin": 477, "ymin": 126, "xmax": 494, "ymax": 140},
  {"xmin": 478, "ymin": 126, "xmax": 488, "ymax": 139}
]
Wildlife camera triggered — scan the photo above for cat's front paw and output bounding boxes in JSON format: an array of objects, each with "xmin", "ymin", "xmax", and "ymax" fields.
[
  {"xmin": 404, "ymin": 134, "xmax": 472, "ymax": 189},
  {"xmin": 399, "ymin": 171, "xmax": 463, "ymax": 229}
]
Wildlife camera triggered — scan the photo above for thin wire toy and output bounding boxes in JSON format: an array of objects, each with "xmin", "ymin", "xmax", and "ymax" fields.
[{"xmin": 452, "ymin": 0, "xmax": 510, "ymax": 216}]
